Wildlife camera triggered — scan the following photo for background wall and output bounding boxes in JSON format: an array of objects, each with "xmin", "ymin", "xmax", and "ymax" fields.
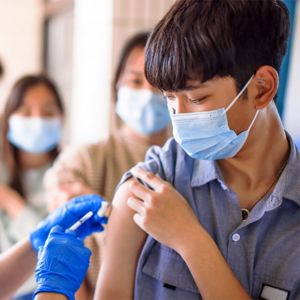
[
  {"xmin": 283, "ymin": 2, "xmax": 300, "ymax": 142},
  {"xmin": 69, "ymin": 0, "xmax": 175, "ymax": 145},
  {"xmin": 0, "ymin": 0, "xmax": 43, "ymax": 111},
  {"xmin": 112, "ymin": 0, "xmax": 174, "ymax": 71},
  {"xmin": 45, "ymin": 3, "xmax": 74, "ymax": 146}
]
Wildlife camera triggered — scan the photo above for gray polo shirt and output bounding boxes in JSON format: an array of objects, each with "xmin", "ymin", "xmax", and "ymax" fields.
[{"xmin": 119, "ymin": 135, "xmax": 300, "ymax": 300}]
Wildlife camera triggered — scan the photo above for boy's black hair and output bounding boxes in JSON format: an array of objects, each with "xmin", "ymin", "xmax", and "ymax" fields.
[{"xmin": 145, "ymin": 0, "xmax": 290, "ymax": 93}]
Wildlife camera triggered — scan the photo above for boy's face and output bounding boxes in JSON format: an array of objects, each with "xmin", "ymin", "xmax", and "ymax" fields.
[{"xmin": 163, "ymin": 76, "xmax": 257, "ymax": 135}]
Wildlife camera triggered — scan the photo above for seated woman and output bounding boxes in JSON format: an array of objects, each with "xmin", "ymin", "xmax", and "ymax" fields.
[
  {"xmin": 0, "ymin": 74, "xmax": 64, "ymax": 299},
  {"xmin": 44, "ymin": 32, "xmax": 171, "ymax": 298}
]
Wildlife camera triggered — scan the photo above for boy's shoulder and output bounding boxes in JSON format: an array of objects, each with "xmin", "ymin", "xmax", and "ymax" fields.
[
  {"xmin": 141, "ymin": 138, "xmax": 198, "ymax": 185},
  {"xmin": 145, "ymin": 137, "xmax": 185, "ymax": 163}
]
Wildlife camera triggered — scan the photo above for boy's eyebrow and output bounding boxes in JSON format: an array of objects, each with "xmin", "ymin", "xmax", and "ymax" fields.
[
  {"xmin": 163, "ymin": 82, "xmax": 209, "ymax": 94},
  {"xmin": 184, "ymin": 82, "xmax": 209, "ymax": 90}
]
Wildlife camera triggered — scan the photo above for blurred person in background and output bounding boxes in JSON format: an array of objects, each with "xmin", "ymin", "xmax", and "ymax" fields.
[
  {"xmin": 0, "ymin": 74, "xmax": 64, "ymax": 300},
  {"xmin": 0, "ymin": 58, "xmax": 4, "ymax": 92},
  {"xmin": 44, "ymin": 32, "xmax": 171, "ymax": 298},
  {"xmin": 0, "ymin": 58, "xmax": 5, "ymax": 164}
]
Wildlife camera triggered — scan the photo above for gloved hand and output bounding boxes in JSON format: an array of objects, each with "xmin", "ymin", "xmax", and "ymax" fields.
[
  {"xmin": 34, "ymin": 226, "xmax": 91, "ymax": 300},
  {"xmin": 29, "ymin": 194, "xmax": 108, "ymax": 252}
]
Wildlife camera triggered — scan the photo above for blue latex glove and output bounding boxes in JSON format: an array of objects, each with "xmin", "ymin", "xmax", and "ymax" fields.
[
  {"xmin": 29, "ymin": 194, "xmax": 108, "ymax": 252},
  {"xmin": 34, "ymin": 226, "xmax": 91, "ymax": 300}
]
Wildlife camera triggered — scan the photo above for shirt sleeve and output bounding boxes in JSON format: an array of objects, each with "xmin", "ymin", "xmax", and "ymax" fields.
[{"xmin": 116, "ymin": 137, "xmax": 178, "ymax": 189}]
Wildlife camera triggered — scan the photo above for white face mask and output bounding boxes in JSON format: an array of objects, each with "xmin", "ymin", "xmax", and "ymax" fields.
[
  {"xmin": 170, "ymin": 76, "xmax": 258, "ymax": 160},
  {"xmin": 116, "ymin": 86, "xmax": 170, "ymax": 135},
  {"xmin": 7, "ymin": 115, "xmax": 62, "ymax": 153}
]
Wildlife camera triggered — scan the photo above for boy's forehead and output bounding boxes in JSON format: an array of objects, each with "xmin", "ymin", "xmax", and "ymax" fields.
[
  {"xmin": 162, "ymin": 77, "xmax": 232, "ymax": 93},
  {"xmin": 184, "ymin": 80, "xmax": 210, "ymax": 90},
  {"xmin": 163, "ymin": 78, "xmax": 223, "ymax": 93},
  {"xmin": 162, "ymin": 80, "xmax": 208, "ymax": 94}
]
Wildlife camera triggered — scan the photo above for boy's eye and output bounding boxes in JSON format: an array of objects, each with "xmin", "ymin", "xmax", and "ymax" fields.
[
  {"xmin": 189, "ymin": 96, "xmax": 208, "ymax": 104},
  {"xmin": 165, "ymin": 95, "xmax": 176, "ymax": 101}
]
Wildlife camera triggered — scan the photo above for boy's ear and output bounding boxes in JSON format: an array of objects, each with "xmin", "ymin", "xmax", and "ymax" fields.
[{"xmin": 250, "ymin": 66, "xmax": 278, "ymax": 109}]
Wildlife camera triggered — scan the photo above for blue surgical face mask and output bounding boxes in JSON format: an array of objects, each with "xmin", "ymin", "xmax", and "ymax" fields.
[
  {"xmin": 7, "ymin": 115, "xmax": 62, "ymax": 154},
  {"xmin": 116, "ymin": 86, "xmax": 170, "ymax": 135},
  {"xmin": 170, "ymin": 76, "xmax": 259, "ymax": 160}
]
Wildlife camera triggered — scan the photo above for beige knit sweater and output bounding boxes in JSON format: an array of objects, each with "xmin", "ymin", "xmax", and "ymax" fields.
[{"xmin": 44, "ymin": 128, "xmax": 153, "ymax": 294}]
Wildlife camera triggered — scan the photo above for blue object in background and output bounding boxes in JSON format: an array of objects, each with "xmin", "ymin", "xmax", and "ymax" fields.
[
  {"xmin": 296, "ymin": 139, "xmax": 300, "ymax": 149},
  {"xmin": 277, "ymin": 0, "xmax": 298, "ymax": 118}
]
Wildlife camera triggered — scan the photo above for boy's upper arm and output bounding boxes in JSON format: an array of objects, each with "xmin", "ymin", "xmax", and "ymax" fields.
[{"xmin": 95, "ymin": 178, "xmax": 147, "ymax": 300}]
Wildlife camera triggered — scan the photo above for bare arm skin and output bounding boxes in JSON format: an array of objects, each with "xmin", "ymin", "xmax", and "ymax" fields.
[
  {"xmin": 0, "ymin": 238, "xmax": 36, "ymax": 300},
  {"xmin": 35, "ymin": 293, "xmax": 67, "ymax": 300},
  {"xmin": 94, "ymin": 179, "xmax": 147, "ymax": 300},
  {"xmin": 75, "ymin": 280, "xmax": 91, "ymax": 300}
]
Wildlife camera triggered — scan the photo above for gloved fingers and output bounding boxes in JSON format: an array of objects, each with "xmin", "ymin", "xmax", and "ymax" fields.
[
  {"xmin": 37, "ymin": 246, "xmax": 45, "ymax": 260},
  {"xmin": 49, "ymin": 225, "xmax": 64, "ymax": 234},
  {"xmin": 99, "ymin": 216, "xmax": 108, "ymax": 224},
  {"xmin": 75, "ymin": 215, "xmax": 106, "ymax": 239},
  {"xmin": 67, "ymin": 194, "xmax": 105, "ymax": 215},
  {"xmin": 29, "ymin": 195, "xmax": 108, "ymax": 252},
  {"xmin": 92, "ymin": 214, "xmax": 104, "ymax": 224},
  {"xmin": 49, "ymin": 225, "xmax": 78, "ymax": 239},
  {"xmin": 64, "ymin": 228, "xmax": 79, "ymax": 237},
  {"xmin": 48, "ymin": 226, "xmax": 84, "ymax": 247},
  {"xmin": 52, "ymin": 194, "xmax": 105, "ymax": 232},
  {"xmin": 82, "ymin": 246, "xmax": 92, "ymax": 258},
  {"xmin": 34, "ymin": 226, "xmax": 92, "ymax": 300},
  {"xmin": 76, "ymin": 224, "xmax": 105, "ymax": 240}
]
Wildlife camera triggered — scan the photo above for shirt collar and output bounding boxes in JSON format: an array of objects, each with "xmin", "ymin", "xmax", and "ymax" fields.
[
  {"xmin": 279, "ymin": 133, "xmax": 300, "ymax": 207},
  {"xmin": 190, "ymin": 133, "xmax": 300, "ymax": 207},
  {"xmin": 191, "ymin": 159, "xmax": 224, "ymax": 188}
]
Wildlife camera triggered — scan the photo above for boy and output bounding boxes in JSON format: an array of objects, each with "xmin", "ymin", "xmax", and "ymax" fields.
[{"xmin": 96, "ymin": 1, "xmax": 300, "ymax": 299}]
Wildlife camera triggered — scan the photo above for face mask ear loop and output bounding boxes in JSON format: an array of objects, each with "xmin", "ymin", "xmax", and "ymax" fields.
[
  {"xmin": 225, "ymin": 75, "xmax": 254, "ymax": 113},
  {"xmin": 167, "ymin": 103, "xmax": 176, "ymax": 115},
  {"xmin": 247, "ymin": 109, "xmax": 259, "ymax": 132}
]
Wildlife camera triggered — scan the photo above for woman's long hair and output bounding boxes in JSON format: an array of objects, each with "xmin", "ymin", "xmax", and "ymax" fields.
[{"xmin": 110, "ymin": 32, "xmax": 150, "ymax": 132}]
